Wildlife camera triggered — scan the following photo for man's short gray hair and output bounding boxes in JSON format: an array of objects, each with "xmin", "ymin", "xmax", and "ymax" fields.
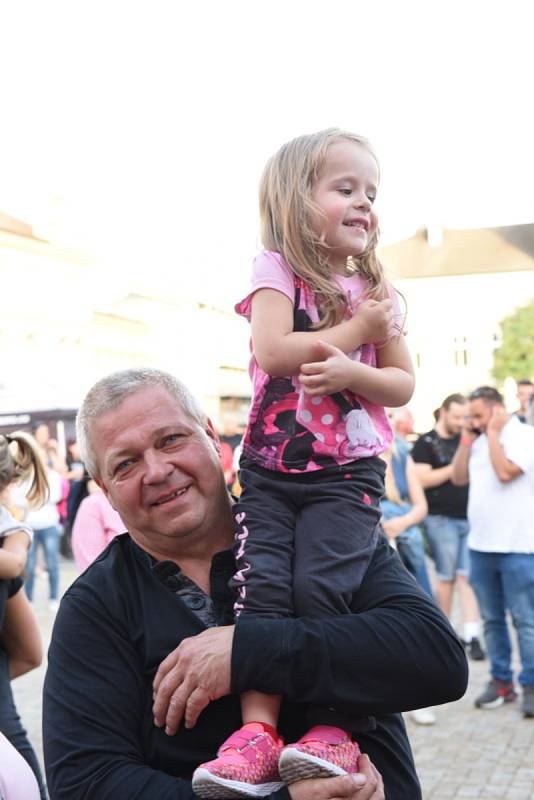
[{"xmin": 76, "ymin": 367, "xmax": 207, "ymax": 478}]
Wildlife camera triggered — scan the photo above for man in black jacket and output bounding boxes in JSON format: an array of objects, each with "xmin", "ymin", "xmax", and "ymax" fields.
[{"xmin": 43, "ymin": 368, "xmax": 467, "ymax": 800}]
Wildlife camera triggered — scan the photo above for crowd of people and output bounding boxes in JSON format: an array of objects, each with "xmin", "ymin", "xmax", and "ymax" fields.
[{"xmin": 0, "ymin": 128, "xmax": 532, "ymax": 798}]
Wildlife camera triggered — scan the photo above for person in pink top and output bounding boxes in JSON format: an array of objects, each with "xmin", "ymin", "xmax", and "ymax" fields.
[
  {"xmin": 0, "ymin": 732, "xmax": 41, "ymax": 800},
  {"xmin": 71, "ymin": 483, "xmax": 124, "ymax": 571},
  {"xmin": 192, "ymin": 129, "xmax": 415, "ymax": 799}
]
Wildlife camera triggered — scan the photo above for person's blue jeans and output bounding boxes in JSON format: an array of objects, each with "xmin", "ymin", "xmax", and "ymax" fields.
[
  {"xmin": 396, "ymin": 527, "xmax": 434, "ymax": 599},
  {"xmin": 25, "ymin": 526, "xmax": 61, "ymax": 602},
  {"xmin": 469, "ymin": 549, "xmax": 534, "ymax": 687},
  {"xmin": 381, "ymin": 499, "xmax": 434, "ymax": 599},
  {"xmin": 424, "ymin": 515, "xmax": 470, "ymax": 580}
]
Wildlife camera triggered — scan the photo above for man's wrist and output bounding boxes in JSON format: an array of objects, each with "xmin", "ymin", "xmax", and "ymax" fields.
[{"xmin": 460, "ymin": 436, "xmax": 473, "ymax": 447}]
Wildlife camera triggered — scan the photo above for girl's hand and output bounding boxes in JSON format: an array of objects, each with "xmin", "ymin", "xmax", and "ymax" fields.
[
  {"xmin": 299, "ymin": 341, "xmax": 359, "ymax": 396},
  {"xmin": 351, "ymin": 298, "xmax": 394, "ymax": 344}
]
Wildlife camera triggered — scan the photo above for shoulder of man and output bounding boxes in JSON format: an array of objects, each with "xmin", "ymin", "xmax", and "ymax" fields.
[
  {"xmin": 63, "ymin": 533, "xmax": 134, "ymax": 600},
  {"xmin": 411, "ymin": 429, "xmax": 436, "ymax": 457}
]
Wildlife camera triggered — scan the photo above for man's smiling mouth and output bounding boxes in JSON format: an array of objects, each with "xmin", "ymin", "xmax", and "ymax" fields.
[{"xmin": 152, "ymin": 487, "xmax": 188, "ymax": 506}]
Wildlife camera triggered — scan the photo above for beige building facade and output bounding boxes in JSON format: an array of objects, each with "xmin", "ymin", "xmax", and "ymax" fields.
[{"xmin": 1, "ymin": 213, "xmax": 533, "ymax": 437}]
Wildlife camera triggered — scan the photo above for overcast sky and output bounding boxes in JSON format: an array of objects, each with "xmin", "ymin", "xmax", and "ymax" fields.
[{"xmin": 1, "ymin": 0, "xmax": 533, "ymax": 307}]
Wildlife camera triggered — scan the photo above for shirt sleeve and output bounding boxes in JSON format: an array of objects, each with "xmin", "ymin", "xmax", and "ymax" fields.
[
  {"xmin": 43, "ymin": 591, "xmax": 198, "ymax": 800},
  {"xmin": 502, "ymin": 421, "xmax": 534, "ymax": 474},
  {"xmin": 232, "ymin": 537, "xmax": 468, "ymax": 717},
  {"xmin": 411, "ymin": 434, "xmax": 433, "ymax": 465},
  {"xmin": 0, "ymin": 507, "xmax": 33, "ymax": 542},
  {"xmin": 235, "ymin": 251, "xmax": 295, "ymax": 320}
]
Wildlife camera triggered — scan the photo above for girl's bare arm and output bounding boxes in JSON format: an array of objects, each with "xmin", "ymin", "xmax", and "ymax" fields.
[
  {"xmin": 0, "ymin": 532, "xmax": 30, "ymax": 579},
  {"xmin": 299, "ymin": 334, "xmax": 415, "ymax": 407},
  {"xmin": 251, "ymin": 289, "xmax": 393, "ymax": 377},
  {"xmin": 0, "ymin": 586, "xmax": 42, "ymax": 679}
]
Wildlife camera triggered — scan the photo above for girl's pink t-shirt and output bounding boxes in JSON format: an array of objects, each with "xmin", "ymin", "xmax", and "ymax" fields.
[{"xmin": 235, "ymin": 250, "xmax": 404, "ymax": 473}]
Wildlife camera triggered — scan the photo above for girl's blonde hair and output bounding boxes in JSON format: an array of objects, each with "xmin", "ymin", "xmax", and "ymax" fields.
[
  {"xmin": 0, "ymin": 431, "xmax": 49, "ymax": 507},
  {"xmin": 383, "ymin": 442, "xmax": 403, "ymax": 505},
  {"xmin": 259, "ymin": 127, "xmax": 389, "ymax": 330}
]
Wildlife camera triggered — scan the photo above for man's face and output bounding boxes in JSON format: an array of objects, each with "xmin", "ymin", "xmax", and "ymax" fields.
[
  {"xmin": 467, "ymin": 398, "xmax": 494, "ymax": 434},
  {"xmin": 92, "ymin": 386, "xmax": 228, "ymax": 558},
  {"xmin": 441, "ymin": 402, "xmax": 466, "ymax": 436},
  {"xmin": 394, "ymin": 409, "xmax": 414, "ymax": 438},
  {"xmin": 517, "ymin": 384, "xmax": 534, "ymax": 412},
  {"xmin": 34, "ymin": 424, "xmax": 50, "ymax": 447}
]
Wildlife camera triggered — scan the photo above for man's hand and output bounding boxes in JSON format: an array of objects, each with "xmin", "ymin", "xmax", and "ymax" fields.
[
  {"xmin": 351, "ymin": 299, "xmax": 394, "ymax": 345},
  {"xmin": 289, "ymin": 755, "xmax": 384, "ymax": 800},
  {"xmin": 487, "ymin": 405, "xmax": 509, "ymax": 435},
  {"xmin": 460, "ymin": 419, "xmax": 479, "ymax": 447},
  {"xmin": 382, "ymin": 517, "xmax": 407, "ymax": 540},
  {"xmin": 152, "ymin": 626, "xmax": 234, "ymax": 734},
  {"xmin": 299, "ymin": 341, "xmax": 359, "ymax": 396}
]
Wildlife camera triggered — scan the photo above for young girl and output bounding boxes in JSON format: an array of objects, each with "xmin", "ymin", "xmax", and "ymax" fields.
[
  {"xmin": 192, "ymin": 129, "xmax": 415, "ymax": 799},
  {"xmin": 0, "ymin": 432, "xmax": 49, "ymax": 800},
  {"xmin": 0, "ymin": 432, "xmax": 48, "ymax": 579}
]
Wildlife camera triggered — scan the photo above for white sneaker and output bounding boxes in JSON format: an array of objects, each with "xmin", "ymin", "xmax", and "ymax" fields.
[{"xmin": 409, "ymin": 707, "xmax": 436, "ymax": 726}]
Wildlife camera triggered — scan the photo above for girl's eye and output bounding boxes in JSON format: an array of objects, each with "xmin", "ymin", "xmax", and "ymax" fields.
[
  {"xmin": 339, "ymin": 188, "xmax": 352, "ymax": 196},
  {"xmin": 367, "ymin": 194, "xmax": 376, "ymax": 204}
]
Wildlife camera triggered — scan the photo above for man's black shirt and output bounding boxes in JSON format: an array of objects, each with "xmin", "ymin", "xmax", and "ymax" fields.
[
  {"xmin": 412, "ymin": 430, "xmax": 468, "ymax": 518},
  {"xmin": 43, "ymin": 534, "xmax": 467, "ymax": 800}
]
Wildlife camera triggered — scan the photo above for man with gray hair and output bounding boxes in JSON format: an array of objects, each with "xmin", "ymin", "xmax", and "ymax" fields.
[{"xmin": 43, "ymin": 368, "xmax": 467, "ymax": 800}]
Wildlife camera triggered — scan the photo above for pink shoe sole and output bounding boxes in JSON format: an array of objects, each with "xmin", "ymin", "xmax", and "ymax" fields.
[
  {"xmin": 279, "ymin": 747, "xmax": 354, "ymax": 784},
  {"xmin": 193, "ymin": 768, "xmax": 284, "ymax": 799}
]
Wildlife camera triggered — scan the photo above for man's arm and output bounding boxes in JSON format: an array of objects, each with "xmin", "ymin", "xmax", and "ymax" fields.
[
  {"xmin": 450, "ymin": 430, "xmax": 474, "ymax": 486},
  {"xmin": 153, "ymin": 538, "xmax": 467, "ymax": 732},
  {"xmin": 232, "ymin": 538, "xmax": 467, "ymax": 716},
  {"xmin": 413, "ymin": 461, "xmax": 453, "ymax": 489},
  {"xmin": 411, "ymin": 435, "xmax": 452, "ymax": 489},
  {"xmin": 43, "ymin": 591, "xmax": 198, "ymax": 800},
  {"xmin": 45, "ymin": 590, "xmax": 385, "ymax": 800},
  {"xmin": 486, "ymin": 407, "xmax": 524, "ymax": 483},
  {"xmin": 0, "ymin": 586, "xmax": 42, "ymax": 679}
]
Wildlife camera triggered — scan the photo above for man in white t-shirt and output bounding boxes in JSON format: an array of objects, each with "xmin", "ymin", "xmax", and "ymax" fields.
[{"xmin": 451, "ymin": 386, "xmax": 534, "ymax": 718}]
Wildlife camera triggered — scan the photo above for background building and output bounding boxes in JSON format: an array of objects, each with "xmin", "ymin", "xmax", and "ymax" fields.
[{"xmin": 1, "ymin": 212, "xmax": 533, "ymax": 442}]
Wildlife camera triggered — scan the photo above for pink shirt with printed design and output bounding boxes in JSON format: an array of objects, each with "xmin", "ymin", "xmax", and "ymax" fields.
[{"xmin": 235, "ymin": 251, "xmax": 404, "ymax": 474}]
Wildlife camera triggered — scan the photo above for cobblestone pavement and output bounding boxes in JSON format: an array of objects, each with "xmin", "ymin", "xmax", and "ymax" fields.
[{"xmin": 13, "ymin": 558, "xmax": 534, "ymax": 799}]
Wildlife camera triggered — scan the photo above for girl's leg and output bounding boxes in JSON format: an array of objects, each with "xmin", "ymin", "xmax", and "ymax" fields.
[
  {"xmin": 241, "ymin": 691, "xmax": 281, "ymax": 728},
  {"xmin": 293, "ymin": 464, "xmax": 382, "ymax": 616},
  {"xmin": 193, "ymin": 469, "xmax": 294, "ymax": 798},
  {"xmin": 41, "ymin": 526, "xmax": 61, "ymax": 601},
  {"xmin": 231, "ymin": 467, "xmax": 295, "ymax": 617}
]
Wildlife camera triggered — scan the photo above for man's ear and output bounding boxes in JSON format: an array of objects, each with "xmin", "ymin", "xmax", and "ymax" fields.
[
  {"xmin": 94, "ymin": 477, "xmax": 115, "ymax": 508},
  {"xmin": 205, "ymin": 418, "xmax": 221, "ymax": 455}
]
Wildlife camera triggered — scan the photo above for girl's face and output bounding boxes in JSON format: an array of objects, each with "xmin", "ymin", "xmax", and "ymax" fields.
[{"xmin": 311, "ymin": 140, "xmax": 379, "ymax": 270}]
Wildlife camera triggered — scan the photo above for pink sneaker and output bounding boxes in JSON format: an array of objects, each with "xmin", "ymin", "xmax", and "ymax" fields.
[
  {"xmin": 278, "ymin": 725, "xmax": 360, "ymax": 784},
  {"xmin": 192, "ymin": 723, "xmax": 284, "ymax": 799}
]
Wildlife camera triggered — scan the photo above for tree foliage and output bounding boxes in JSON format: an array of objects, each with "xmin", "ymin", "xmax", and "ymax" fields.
[{"xmin": 492, "ymin": 297, "xmax": 534, "ymax": 383}]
